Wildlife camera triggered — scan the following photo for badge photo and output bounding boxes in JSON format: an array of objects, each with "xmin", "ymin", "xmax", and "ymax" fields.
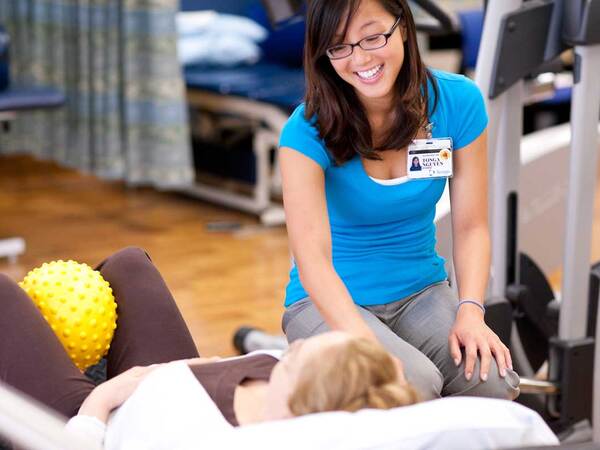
[{"xmin": 407, "ymin": 138, "xmax": 453, "ymax": 180}]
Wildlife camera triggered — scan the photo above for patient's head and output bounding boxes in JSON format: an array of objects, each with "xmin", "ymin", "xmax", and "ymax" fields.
[{"xmin": 266, "ymin": 331, "xmax": 420, "ymax": 420}]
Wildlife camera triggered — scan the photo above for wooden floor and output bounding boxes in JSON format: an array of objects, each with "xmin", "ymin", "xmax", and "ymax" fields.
[
  {"xmin": 0, "ymin": 155, "xmax": 290, "ymax": 357},
  {"xmin": 3, "ymin": 153, "xmax": 600, "ymax": 357}
]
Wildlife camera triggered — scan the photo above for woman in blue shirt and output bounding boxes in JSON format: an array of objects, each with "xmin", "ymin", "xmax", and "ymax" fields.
[{"xmin": 279, "ymin": 0, "xmax": 519, "ymax": 400}]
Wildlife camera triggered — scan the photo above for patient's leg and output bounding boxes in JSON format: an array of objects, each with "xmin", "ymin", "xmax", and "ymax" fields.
[
  {"xmin": 95, "ymin": 247, "xmax": 199, "ymax": 378},
  {"xmin": 0, "ymin": 273, "xmax": 95, "ymax": 417}
]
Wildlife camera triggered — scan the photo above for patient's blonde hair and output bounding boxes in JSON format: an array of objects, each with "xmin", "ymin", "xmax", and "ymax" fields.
[{"xmin": 288, "ymin": 337, "xmax": 420, "ymax": 415}]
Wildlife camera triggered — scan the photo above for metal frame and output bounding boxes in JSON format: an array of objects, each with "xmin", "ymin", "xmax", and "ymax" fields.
[
  {"xmin": 0, "ymin": 381, "xmax": 101, "ymax": 450},
  {"xmin": 0, "ymin": 237, "xmax": 25, "ymax": 263},
  {"xmin": 476, "ymin": 0, "xmax": 600, "ymax": 441},
  {"xmin": 475, "ymin": 0, "xmax": 524, "ymax": 299},
  {"xmin": 558, "ymin": 44, "xmax": 600, "ymax": 340},
  {"xmin": 184, "ymin": 89, "xmax": 289, "ymax": 226},
  {"xmin": 558, "ymin": 39, "xmax": 600, "ymax": 444}
]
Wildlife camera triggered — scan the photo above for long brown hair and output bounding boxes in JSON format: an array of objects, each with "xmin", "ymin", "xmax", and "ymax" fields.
[
  {"xmin": 303, "ymin": 0, "xmax": 438, "ymax": 164},
  {"xmin": 288, "ymin": 337, "xmax": 420, "ymax": 415}
]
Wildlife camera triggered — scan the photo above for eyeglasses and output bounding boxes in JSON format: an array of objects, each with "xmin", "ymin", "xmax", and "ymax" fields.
[{"xmin": 325, "ymin": 16, "xmax": 402, "ymax": 60}]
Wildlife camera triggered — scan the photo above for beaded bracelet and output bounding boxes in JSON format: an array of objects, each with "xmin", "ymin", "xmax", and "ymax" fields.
[{"xmin": 458, "ymin": 299, "xmax": 486, "ymax": 315}]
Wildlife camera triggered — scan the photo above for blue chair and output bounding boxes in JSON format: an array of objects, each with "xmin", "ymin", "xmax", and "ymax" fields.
[
  {"xmin": 0, "ymin": 26, "xmax": 66, "ymax": 117},
  {"xmin": 0, "ymin": 25, "xmax": 65, "ymax": 262},
  {"xmin": 0, "ymin": 86, "xmax": 64, "ymax": 114}
]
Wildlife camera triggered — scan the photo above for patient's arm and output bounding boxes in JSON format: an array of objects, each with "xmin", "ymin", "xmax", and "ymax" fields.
[{"xmin": 78, "ymin": 365, "xmax": 159, "ymax": 423}]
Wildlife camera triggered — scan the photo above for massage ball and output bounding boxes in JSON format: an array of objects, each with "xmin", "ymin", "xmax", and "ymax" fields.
[{"xmin": 19, "ymin": 260, "xmax": 118, "ymax": 370}]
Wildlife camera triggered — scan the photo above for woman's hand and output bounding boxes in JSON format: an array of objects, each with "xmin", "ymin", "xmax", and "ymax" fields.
[
  {"xmin": 79, "ymin": 365, "xmax": 160, "ymax": 423},
  {"xmin": 448, "ymin": 305, "xmax": 512, "ymax": 381}
]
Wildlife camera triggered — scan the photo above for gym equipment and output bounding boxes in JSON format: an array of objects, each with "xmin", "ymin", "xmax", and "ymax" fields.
[
  {"xmin": 477, "ymin": 0, "xmax": 600, "ymax": 442},
  {"xmin": 0, "ymin": 381, "xmax": 101, "ymax": 450},
  {"xmin": 19, "ymin": 260, "xmax": 117, "ymax": 371}
]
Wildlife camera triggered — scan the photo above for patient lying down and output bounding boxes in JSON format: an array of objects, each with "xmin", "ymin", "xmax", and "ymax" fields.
[
  {"xmin": 79, "ymin": 331, "xmax": 419, "ymax": 427},
  {"xmin": 0, "ymin": 248, "xmax": 417, "ymax": 448}
]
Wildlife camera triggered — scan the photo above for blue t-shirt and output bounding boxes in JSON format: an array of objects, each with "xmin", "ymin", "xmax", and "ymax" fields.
[{"xmin": 279, "ymin": 69, "xmax": 488, "ymax": 307}]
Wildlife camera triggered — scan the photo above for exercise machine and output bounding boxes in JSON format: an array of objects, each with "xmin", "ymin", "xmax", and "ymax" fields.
[{"xmin": 478, "ymin": 0, "xmax": 600, "ymax": 442}]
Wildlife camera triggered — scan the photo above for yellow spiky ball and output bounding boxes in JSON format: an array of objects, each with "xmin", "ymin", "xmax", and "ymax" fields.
[{"xmin": 19, "ymin": 260, "xmax": 117, "ymax": 371}]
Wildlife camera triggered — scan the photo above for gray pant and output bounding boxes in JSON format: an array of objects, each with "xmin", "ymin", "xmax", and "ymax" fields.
[{"xmin": 282, "ymin": 280, "xmax": 520, "ymax": 401}]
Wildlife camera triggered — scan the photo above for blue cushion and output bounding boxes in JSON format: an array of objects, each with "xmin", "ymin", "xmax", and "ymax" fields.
[
  {"xmin": 179, "ymin": 0, "xmax": 255, "ymax": 14},
  {"xmin": 0, "ymin": 86, "xmax": 65, "ymax": 112},
  {"xmin": 185, "ymin": 61, "xmax": 304, "ymax": 110},
  {"xmin": 541, "ymin": 86, "xmax": 572, "ymax": 105}
]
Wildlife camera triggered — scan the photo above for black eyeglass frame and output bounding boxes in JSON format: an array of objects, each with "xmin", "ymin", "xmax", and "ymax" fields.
[{"xmin": 325, "ymin": 15, "xmax": 403, "ymax": 60}]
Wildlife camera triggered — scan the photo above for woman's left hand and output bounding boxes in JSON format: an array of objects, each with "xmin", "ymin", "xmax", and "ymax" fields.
[{"xmin": 448, "ymin": 305, "xmax": 512, "ymax": 382}]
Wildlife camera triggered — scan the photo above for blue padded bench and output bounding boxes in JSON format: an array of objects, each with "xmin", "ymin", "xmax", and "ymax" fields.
[
  {"xmin": 184, "ymin": 62, "xmax": 304, "ymax": 110},
  {"xmin": 181, "ymin": 2, "xmax": 306, "ymax": 225},
  {"xmin": 184, "ymin": 61, "xmax": 302, "ymax": 225},
  {"xmin": 0, "ymin": 86, "xmax": 65, "ymax": 113}
]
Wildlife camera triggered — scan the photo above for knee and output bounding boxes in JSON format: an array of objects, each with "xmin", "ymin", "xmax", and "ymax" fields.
[
  {"xmin": 0, "ymin": 273, "xmax": 36, "ymax": 321},
  {"xmin": 110, "ymin": 246, "xmax": 151, "ymax": 263},
  {"xmin": 405, "ymin": 362, "xmax": 444, "ymax": 401},
  {"xmin": 474, "ymin": 368, "xmax": 520, "ymax": 400},
  {"xmin": 0, "ymin": 273, "xmax": 22, "ymax": 302},
  {"xmin": 451, "ymin": 364, "xmax": 521, "ymax": 400},
  {"xmin": 100, "ymin": 247, "xmax": 152, "ymax": 270},
  {"xmin": 0, "ymin": 272, "xmax": 17, "ymax": 289}
]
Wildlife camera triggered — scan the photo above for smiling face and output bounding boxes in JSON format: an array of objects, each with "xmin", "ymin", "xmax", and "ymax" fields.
[{"xmin": 329, "ymin": 0, "xmax": 406, "ymax": 111}]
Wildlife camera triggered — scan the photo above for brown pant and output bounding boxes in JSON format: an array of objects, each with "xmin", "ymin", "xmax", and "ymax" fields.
[{"xmin": 0, "ymin": 247, "xmax": 199, "ymax": 418}]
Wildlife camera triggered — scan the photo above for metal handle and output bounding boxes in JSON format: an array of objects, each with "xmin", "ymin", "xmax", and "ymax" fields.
[{"xmin": 412, "ymin": 0, "xmax": 457, "ymax": 35}]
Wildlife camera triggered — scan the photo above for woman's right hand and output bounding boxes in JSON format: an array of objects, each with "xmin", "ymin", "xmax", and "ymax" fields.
[{"xmin": 79, "ymin": 365, "xmax": 159, "ymax": 423}]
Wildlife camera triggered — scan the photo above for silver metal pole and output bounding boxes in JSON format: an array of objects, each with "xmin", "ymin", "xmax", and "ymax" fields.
[
  {"xmin": 559, "ymin": 44, "xmax": 600, "ymax": 340},
  {"xmin": 595, "ymin": 282, "xmax": 600, "ymax": 443},
  {"xmin": 0, "ymin": 381, "xmax": 101, "ymax": 450},
  {"xmin": 493, "ymin": 84, "xmax": 524, "ymax": 295},
  {"xmin": 474, "ymin": 0, "xmax": 524, "ymax": 298}
]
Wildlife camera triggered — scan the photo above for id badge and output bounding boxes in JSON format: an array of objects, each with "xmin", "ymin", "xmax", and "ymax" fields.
[{"xmin": 407, "ymin": 138, "xmax": 453, "ymax": 180}]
